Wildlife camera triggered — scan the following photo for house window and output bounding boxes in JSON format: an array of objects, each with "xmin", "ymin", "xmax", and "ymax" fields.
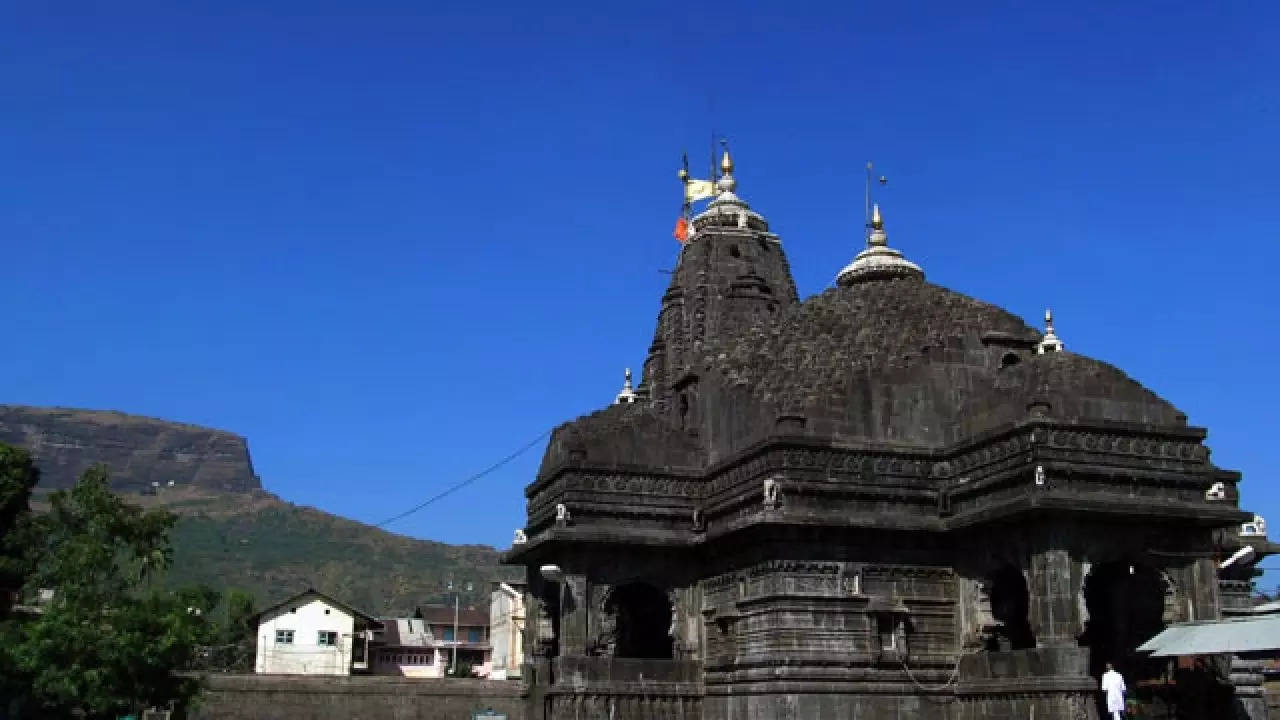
[
  {"xmin": 317, "ymin": 631, "xmax": 338, "ymax": 646},
  {"xmin": 443, "ymin": 628, "xmax": 455, "ymax": 642},
  {"xmin": 275, "ymin": 629, "xmax": 294, "ymax": 644},
  {"xmin": 468, "ymin": 628, "xmax": 481, "ymax": 643}
]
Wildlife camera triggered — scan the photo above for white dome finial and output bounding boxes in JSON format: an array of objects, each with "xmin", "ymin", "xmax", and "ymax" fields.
[
  {"xmin": 835, "ymin": 201, "xmax": 923, "ymax": 286},
  {"xmin": 1037, "ymin": 308, "xmax": 1064, "ymax": 354},
  {"xmin": 614, "ymin": 367, "xmax": 637, "ymax": 404}
]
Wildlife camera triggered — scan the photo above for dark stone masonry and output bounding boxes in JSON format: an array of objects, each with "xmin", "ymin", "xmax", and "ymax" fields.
[
  {"xmin": 190, "ymin": 675, "xmax": 524, "ymax": 720},
  {"xmin": 506, "ymin": 154, "xmax": 1273, "ymax": 720}
]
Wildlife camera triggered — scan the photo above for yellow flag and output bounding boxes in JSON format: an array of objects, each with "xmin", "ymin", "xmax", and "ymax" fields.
[{"xmin": 683, "ymin": 179, "xmax": 716, "ymax": 204}]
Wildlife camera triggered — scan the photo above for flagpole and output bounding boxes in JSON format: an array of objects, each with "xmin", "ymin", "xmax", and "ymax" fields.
[
  {"xmin": 865, "ymin": 161, "xmax": 872, "ymax": 245},
  {"xmin": 710, "ymin": 131, "xmax": 718, "ymax": 183}
]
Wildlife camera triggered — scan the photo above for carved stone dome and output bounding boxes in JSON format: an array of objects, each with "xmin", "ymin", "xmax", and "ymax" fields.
[{"xmin": 702, "ymin": 276, "xmax": 1183, "ymax": 448}]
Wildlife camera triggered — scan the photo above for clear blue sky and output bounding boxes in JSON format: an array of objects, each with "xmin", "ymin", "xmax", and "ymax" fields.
[{"xmin": 3, "ymin": 1, "xmax": 1278, "ymax": 573}]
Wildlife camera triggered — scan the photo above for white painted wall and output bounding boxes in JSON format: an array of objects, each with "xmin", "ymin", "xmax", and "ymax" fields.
[
  {"xmin": 255, "ymin": 593, "xmax": 356, "ymax": 676},
  {"xmin": 488, "ymin": 583, "xmax": 525, "ymax": 680}
]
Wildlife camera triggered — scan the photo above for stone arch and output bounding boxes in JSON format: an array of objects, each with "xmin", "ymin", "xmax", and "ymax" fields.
[
  {"xmin": 983, "ymin": 564, "xmax": 1036, "ymax": 650},
  {"xmin": 603, "ymin": 582, "xmax": 674, "ymax": 659}
]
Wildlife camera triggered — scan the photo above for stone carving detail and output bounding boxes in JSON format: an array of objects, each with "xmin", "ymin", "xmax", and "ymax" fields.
[
  {"xmin": 667, "ymin": 588, "xmax": 683, "ymax": 656},
  {"xmin": 691, "ymin": 507, "xmax": 705, "ymax": 532},
  {"xmin": 536, "ymin": 600, "xmax": 556, "ymax": 656},
  {"xmin": 1241, "ymin": 514, "xmax": 1267, "ymax": 537},
  {"xmin": 1160, "ymin": 570, "xmax": 1181, "ymax": 625},
  {"xmin": 513, "ymin": 528, "xmax": 528, "ymax": 545},
  {"xmin": 590, "ymin": 585, "xmax": 617, "ymax": 657},
  {"xmin": 555, "ymin": 503, "xmax": 571, "ymax": 526},
  {"xmin": 1206, "ymin": 481, "xmax": 1227, "ymax": 500},
  {"xmin": 763, "ymin": 476, "xmax": 782, "ymax": 508},
  {"xmin": 1077, "ymin": 560, "xmax": 1091, "ymax": 638}
]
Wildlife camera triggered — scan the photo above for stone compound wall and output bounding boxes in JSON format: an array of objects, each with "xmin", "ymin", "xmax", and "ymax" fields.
[{"xmin": 190, "ymin": 675, "xmax": 525, "ymax": 720}]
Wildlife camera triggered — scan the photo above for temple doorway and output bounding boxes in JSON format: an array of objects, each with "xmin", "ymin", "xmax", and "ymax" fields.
[
  {"xmin": 1080, "ymin": 561, "xmax": 1167, "ymax": 682},
  {"xmin": 606, "ymin": 583, "xmax": 673, "ymax": 659},
  {"xmin": 987, "ymin": 564, "xmax": 1036, "ymax": 650}
]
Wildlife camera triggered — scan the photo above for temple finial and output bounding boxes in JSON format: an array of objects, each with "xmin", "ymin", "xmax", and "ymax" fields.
[
  {"xmin": 716, "ymin": 143, "xmax": 737, "ymax": 194},
  {"xmin": 1037, "ymin": 308, "xmax": 1065, "ymax": 354},
  {"xmin": 614, "ymin": 367, "xmax": 638, "ymax": 404},
  {"xmin": 835, "ymin": 198, "xmax": 923, "ymax": 286},
  {"xmin": 867, "ymin": 204, "xmax": 887, "ymax": 247}
]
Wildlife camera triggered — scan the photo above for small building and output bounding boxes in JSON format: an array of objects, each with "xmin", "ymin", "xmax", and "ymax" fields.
[
  {"xmin": 489, "ymin": 581, "xmax": 526, "ymax": 680},
  {"xmin": 416, "ymin": 604, "xmax": 492, "ymax": 677},
  {"xmin": 253, "ymin": 588, "xmax": 378, "ymax": 676},
  {"xmin": 370, "ymin": 617, "xmax": 446, "ymax": 677}
]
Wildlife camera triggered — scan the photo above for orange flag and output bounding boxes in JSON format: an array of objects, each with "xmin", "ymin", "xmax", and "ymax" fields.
[{"xmin": 673, "ymin": 216, "xmax": 690, "ymax": 244}]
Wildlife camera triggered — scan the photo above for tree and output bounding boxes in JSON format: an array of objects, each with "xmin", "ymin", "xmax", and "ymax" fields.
[
  {"xmin": 221, "ymin": 588, "xmax": 257, "ymax": 672},
  {"xmin": 0, "ymin": 444, "xmax": 42, "ymax": 716},
  {"xmin": 3, "ymin": 464, "xmax": 219, "ymax": 719},
  {"xmin": 0, "ymin": 444, "xmax": 40, "ymax": 613}
]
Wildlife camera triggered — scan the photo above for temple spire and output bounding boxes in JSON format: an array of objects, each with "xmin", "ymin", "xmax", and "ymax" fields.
[
  {"xmin": 835, "ymin": 201, "xmax": 923, "ymax": 286},
  {"xmin": 1036, "ymin": 309, "xmax": 1065, "ymax": 354}
]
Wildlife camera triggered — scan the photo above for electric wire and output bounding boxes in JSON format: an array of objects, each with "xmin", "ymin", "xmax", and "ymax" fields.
[{"xmin": 372, "ymin": 428, "xmax": 553, "ymax": 528}]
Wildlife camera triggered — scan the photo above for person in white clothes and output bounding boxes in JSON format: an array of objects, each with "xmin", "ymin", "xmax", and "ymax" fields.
[{"xmin": 1100, "ymin": 662, "xmax": 1127, "ymax": 719}]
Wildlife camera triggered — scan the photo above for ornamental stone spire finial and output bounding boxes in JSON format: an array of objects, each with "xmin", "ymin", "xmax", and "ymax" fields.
[
  {"xmin": 614, "ymin": 367, "xmax": 638, "ymax": 404},
  {"xmin": 835, "ymin": 202, "xmax": 923, "ymax": 286},
  {"xmin": 1036, "ymin": 309, "xmax": 1065, "ymax": 354},
  {"xmin": 718, "ymin": 149, "xmax": 736, "ymax": 194},
  {"xmin": 689, "ymin": 143, "xmax": 771, "ymax": 235},
  {"xmin": 868, "ymin": 204, "xmax": 887, "ymax": 246}
]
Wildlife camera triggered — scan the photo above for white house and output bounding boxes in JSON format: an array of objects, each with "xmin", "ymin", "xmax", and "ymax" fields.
[
  {"xmin": 253, "ymin": 588, "xmax": 378, "ymax": 676},
  {"xmin": 488, "ymin": 581, "xmax": 525, "ymax": 680}
]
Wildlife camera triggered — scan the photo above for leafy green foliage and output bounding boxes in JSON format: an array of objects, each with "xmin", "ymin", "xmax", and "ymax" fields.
[
  {"xmin": 219, "ymin": 588, "xmax": 257, "ymax": 672},
  {"xmin": 1, "ymin": 459, "xmax": 220, "ymax": 719},
  {"xmin": 0, "ymin": 444, "xmax": 41, "ymax": 711},
  {"xmin": 0, "ymin": 443, "xmax": 40, "ymax": 608}
]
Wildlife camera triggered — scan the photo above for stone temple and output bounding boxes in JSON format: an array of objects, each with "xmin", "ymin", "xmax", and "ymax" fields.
[{"xmin": 506, "ymin": 152, "xmax": 1272, "ymax": 719}]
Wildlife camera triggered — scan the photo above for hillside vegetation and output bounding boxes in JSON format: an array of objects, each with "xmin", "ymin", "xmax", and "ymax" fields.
[
  {"xmin": 35, "ymin": 486, "xmax": 513, "ymax": 616},
  {"xmin": 5, "ymin": 405, "xmax": 518, "ymax": 615}
]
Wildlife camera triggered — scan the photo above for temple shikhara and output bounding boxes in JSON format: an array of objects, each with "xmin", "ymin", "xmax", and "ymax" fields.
[{"xmin": 506, "ymin": 151, "xmax": 1272, "ymax": 719}]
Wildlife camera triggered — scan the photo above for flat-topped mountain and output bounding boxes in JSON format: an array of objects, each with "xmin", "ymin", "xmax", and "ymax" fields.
[
  {"xmin": 2, "ymin": 403, "xmax": 510, "ymax": 613},
  {"xmin": 0, "ymin": 404, "xmax": 260, "ymax": 493}
]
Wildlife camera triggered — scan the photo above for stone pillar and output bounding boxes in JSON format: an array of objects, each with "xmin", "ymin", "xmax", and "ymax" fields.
[
  {"xmin": 559, "ymin": 573, "xmax": 589, "ymax": 656},
  {"xmin": 1029, "ymin": 548, "xmax": 1079, "ymax": 646}
]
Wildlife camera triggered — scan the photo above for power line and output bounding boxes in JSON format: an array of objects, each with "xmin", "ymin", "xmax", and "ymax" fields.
[{"xmin": 373, "ymin": 428, "xmax": 553, "ymax": 529}]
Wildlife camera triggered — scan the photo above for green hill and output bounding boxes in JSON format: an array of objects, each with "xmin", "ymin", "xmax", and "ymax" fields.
[
  {"xmin": 6, "ymin": 405, "xmax": 518, "ymax": 616},
  {"xmin": 153, "ymin": 488, "xmax": 514, "ymax": 615}
]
